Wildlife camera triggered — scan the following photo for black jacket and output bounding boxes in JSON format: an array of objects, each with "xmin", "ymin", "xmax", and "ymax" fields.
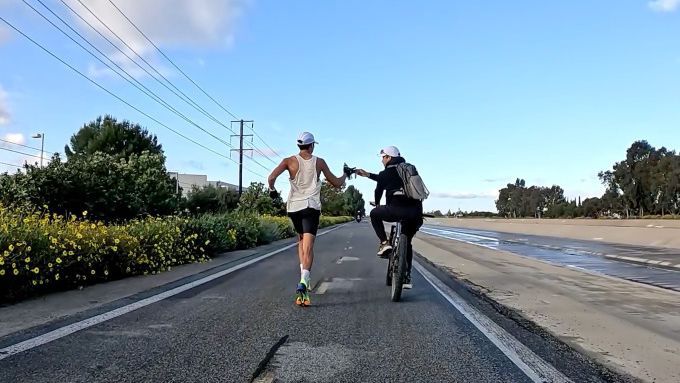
[{"xmin": 368, "ymin": 157, "xmax": 422, "ymax": 208}]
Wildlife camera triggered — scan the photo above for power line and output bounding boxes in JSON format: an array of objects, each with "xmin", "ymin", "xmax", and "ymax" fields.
[
  {"xmin": 244, "ymin": 125, "xmax": 282, "ymax": 160},
  {"xmin": 107, "ymin": 0, "xmax": 240, "ymax": 121},
  {"xmin": 0, "ymin": 146, "xmax": 42, "ymax": 159},
  {"xmin": 27, "ymin": 0, "xmax": 234, "ymax": 150},
  {"xmin": 246, "ymin": 154, "xmax": 272, "ymax": 172},
  {"xmin": 63, "ymin": 0, "xmax": 240, "ymax": 137},
  {"xmin": 0, "ymin": 15, "xmax": 230, "ymax": 160},
  {"xmin": 0, "ymin": 137, "xmax": 51, "ymax": 153},
  {"xmin": 1, "ymin": 10, "xmax": 268, "ymax": 184},
  {"xmin": 107, "ymin": 0, "xmax": 284, "ymax": 166},
  {"xmin": 0, "ymin": 161, "xmax": 24, "ymax": 168}
]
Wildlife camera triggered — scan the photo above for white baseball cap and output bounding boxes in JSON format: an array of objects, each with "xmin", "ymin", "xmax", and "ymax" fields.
[
  {"xmin": 297, "ymin": 132, "xmax": 318, "ymax": 145},
  {"xmin": 379, "ymin": 146, "xmax": 401, "ymax": 157}
]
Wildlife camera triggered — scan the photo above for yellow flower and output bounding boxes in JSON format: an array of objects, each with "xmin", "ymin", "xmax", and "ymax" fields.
[
  {"xmin": 33, "ymin": 267, "xmax": 39, "ymax": 274},
  {"xmin": 68, "ymin": 251, "xmax": 74, "ymax": 256},
  {"xmin": 114, "ymin": 239, "xmax": 120, "ymax": 244},
  {"xmin": 26, "ymin": 246, "xmax": 31, "ymax": 252},
  {"xmin": 76, "ymin": 233, "xmax": 83, "ymax": 239},
  {"xmin": 24, "ymin": 257, "xmax": 30, "ymax": 263},
  {"xmin": 13, "ymin": 269, "xmax": 19, "ymax": 276},
  {"xmin": 0, "ymin": 270, "xmax": 5, "ymax": 276},
  {"xmin": 56, "ymin": 257, "xmax": 62, "ymax": 264},
  {"xmin": 82, "ymin": 211, "xmax": 88, "ymax": 216},
  {"xmin": 3, "ymin": 250, "xmax": 8, "ymax": 257},
  {"xmin": 55, "ymin": 274, "xmax": 60, "ymax": 281},
  {"xmin": 8, "ymin": 244, "xmax": 14, "ymax": 251},
  {"xmin": 104, "ymin": 270, "xmax": 109, "ymax": 276},
  {"xmin": 48, "ymin": 263, "xmax": 53, "ymax": 268},
  {"xmin": 91, "ymin": 270, "xmax": 96, "ymax": 275},
  {"xmin": 111, "ymin": 246, "xmax": 118, "ymax": 252},
  {"xmin": 32, "ymin": 280, "xmax": 37, "ymax": 286}
]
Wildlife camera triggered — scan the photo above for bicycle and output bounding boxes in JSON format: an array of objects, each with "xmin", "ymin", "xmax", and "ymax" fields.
[{"xmin": 370, "ymin": 201, "xmax": 432, "ymax": 302}]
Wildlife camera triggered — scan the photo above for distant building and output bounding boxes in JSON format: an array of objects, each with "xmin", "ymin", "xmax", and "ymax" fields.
[{"xmin": 169, "ymin": 172, "xmax": 238, "ymax": 196}]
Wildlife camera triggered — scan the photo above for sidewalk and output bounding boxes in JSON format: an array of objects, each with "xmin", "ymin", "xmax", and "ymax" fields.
[{"xmin": 414, "ymin": 233, "xmax": 680, "ymax": 383}]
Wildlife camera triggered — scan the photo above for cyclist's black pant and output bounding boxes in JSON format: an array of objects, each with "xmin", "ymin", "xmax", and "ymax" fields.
[{"xmin": 370, "ymin": 205, "xmax": 423, "ymax": 273}]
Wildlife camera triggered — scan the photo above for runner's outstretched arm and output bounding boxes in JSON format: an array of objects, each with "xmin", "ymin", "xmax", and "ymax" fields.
[{"xmin": 318, "ymin": 158, "xmax": 346, "ymax": 188}]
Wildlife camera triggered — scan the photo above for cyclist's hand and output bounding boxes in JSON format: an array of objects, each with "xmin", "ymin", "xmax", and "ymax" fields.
[
  {"xmin": 356, "ymin": 169, "xmax": 369, "ymax": 177},
  {"xmin": 269, "ymin": 189, "xmax": 280, "ymax": 199}
]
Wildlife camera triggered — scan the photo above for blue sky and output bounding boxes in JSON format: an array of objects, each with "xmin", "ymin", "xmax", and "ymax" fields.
[{"xmin": 1, "ymin": 0, "xmax": 680, "ymax": 212}]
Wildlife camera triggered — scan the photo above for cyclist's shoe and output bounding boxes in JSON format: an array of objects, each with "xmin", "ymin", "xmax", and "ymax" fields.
[
  {"xmin": 403, "ymin": 272, "xmax": 413, "ymax": 289},
  {"xmin": 377, "ymin": 241, "xmax": 393, "ymax": 258}
]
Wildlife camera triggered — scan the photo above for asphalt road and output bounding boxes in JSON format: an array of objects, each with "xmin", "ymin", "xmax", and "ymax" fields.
[
  {"xmin": 421, "ymin": 224, "xmax": 680, "ymax": 292},
  {"xmin": 0, "ymin": 222, "xmax": 632, "ymax": 383}
]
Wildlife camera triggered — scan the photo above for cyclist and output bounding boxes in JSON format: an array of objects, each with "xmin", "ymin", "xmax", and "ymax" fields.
[{"xmin": 356, "ymin": 146, "xmax": 423, "ymax": 288}]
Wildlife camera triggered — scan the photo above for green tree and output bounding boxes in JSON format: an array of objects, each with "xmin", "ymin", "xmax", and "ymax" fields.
[
  {"xmin": 237, "ymin": 182, "xmax": 286, "ymax": 216},
  {"xmin": 0, "ymin": 151, "xmax": 180, "ymax": 221},
  {"xmin": 183, "ymin": 185, "xmax": 239, "ymax": 215},
  {"xmin": 582, "ymin": 197, "xmax": 603, "ymax": 218},
  {"xmin": 343, "ymin": 185, "xmax": 365, "ymax": 216},
  {"xmin": 65, "ymin": 115, "xmax": 162, "ymax": 160},
  {"xmin": 320, "ymin": 181, "xmax": 346, "ymax": 216}
]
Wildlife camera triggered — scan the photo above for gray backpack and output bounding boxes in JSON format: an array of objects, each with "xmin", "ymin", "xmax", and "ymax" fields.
[{"xmin": 388, "ymin": 163, "xmax": 430, "ymax": 201}]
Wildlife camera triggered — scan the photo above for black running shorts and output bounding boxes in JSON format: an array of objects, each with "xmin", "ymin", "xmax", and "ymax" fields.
[{"xmin": 288, "ymin": 208, "xmax": 321, "ymax": 236}]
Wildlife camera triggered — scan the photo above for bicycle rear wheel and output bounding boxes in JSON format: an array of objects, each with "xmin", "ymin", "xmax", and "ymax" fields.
[{"xmin": 390, "ymin": 234, "xmax": 408, "ymax": 302}]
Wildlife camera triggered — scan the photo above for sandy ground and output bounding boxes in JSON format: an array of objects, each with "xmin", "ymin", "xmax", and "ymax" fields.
[
  {"xmin": 414, "ymin": 232, "xmax": 680, "ymax": 383},
  {"xmin": 430, "ymin": 218, "xmax": 680, "ymax": 249}
]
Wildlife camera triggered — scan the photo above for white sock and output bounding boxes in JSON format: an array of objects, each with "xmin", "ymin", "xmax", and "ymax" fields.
[
  {"xmin": 301, "ymin": 269, "xmax": 310, "ymax": 285},
  {"xmin": 300, "ymin": 264, "xmax": 303, "ymax": 273}
]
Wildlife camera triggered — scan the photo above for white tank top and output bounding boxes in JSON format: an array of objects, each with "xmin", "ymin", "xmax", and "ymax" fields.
[{"xmin": 287, "ymin": 155, "xmax": 322, "ymax": 212}]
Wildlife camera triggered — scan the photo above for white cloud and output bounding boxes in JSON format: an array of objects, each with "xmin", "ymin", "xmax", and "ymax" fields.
[
  {"xmin": 3, "ymin": 132, "xmax": 25, "ymax": 145},
  {"xmin": 63, "ymin": 0, "xmax": 247, "ymax": 78},
  {"xmin": 0, "ymin": 133, "xmax": 39, "ymax": 169},
  {"xmin": 431, "ymin": 191, "xmax": 497, "ymax": 199},
  {"xmin": 0, "ymin": 85, "xmax": 10, "ymax": 126},
  {"xmin": 649, "ymin": 0, "xmax": 680, "ymax": 12}
]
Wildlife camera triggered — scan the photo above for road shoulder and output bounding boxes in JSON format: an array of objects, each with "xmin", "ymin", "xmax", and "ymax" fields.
[{"xmin": 414, "ymin": 233, "xmax": 680, "ymax": 383}]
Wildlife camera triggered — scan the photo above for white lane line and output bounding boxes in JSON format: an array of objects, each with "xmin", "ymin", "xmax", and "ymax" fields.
[
  {"xmin": 336, "ymin": 256, "xmax": 359, "ymax": 264},
  {"xmin": 420, "ymin": 228, "xmax": 498, "ymax": 251},
  {"xmin": 414, "ymin": 261, "xmax": 572, "ymax": 383},
  {"xmin": 424, "ymin": 226, "xmax": 499, "ymax": 242},
  {"xmin": 0, "ymin": 224, "xmax": 347, "ymax": 361}
]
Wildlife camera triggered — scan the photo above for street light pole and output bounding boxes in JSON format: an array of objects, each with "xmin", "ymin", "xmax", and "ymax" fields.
[{"xmin": 32, "ymin": 133, "xmax": 44, "ymax": 167}]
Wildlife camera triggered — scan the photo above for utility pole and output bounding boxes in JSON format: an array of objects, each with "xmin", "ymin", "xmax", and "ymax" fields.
[{"xmin": 231, "ymin": 120, "xmax": 253, "ymax": 196}]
